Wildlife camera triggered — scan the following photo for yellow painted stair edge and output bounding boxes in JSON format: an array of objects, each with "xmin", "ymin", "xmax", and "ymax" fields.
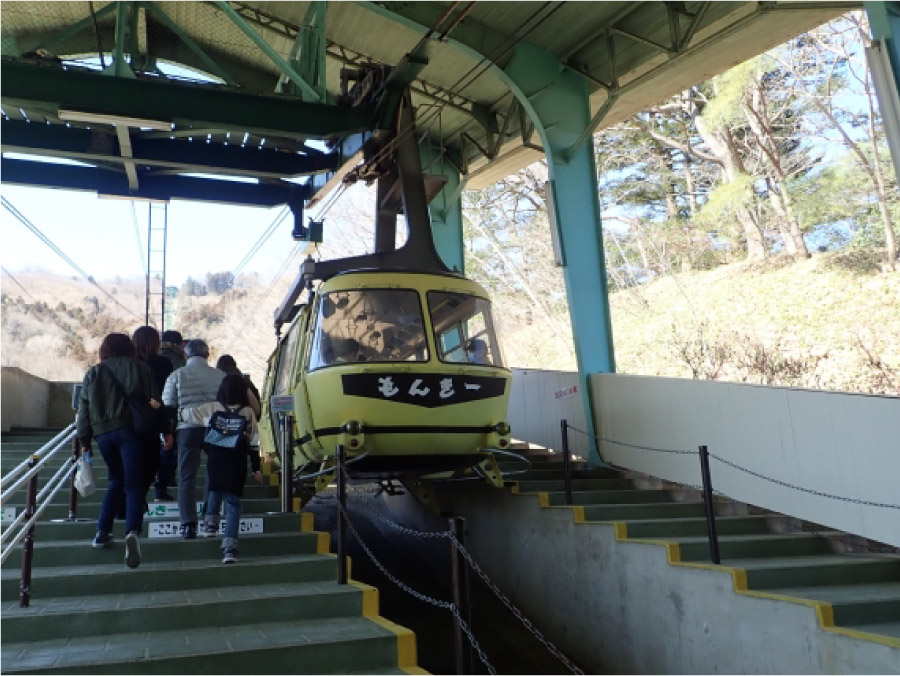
[
  {"xmin": 517, "ymin": 493, "xmax": 900, "ymax": 650},
  {"xmin": 299, "ymin": 512, "xmax": 430, "ymax": 673}
]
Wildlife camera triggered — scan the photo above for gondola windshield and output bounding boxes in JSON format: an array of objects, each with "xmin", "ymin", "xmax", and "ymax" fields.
[
  {"xmin": 308, "ymin": 289, "xmax": 429, "ymax": 369},
  {"xmin": 428, "ymin": 291, "xmax": 503, "ymax": 367}
]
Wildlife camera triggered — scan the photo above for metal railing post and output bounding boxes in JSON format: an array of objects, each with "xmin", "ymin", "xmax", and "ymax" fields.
[
  {"xmin": 68, "ymin": 439, "xmax": 80, "ymax": 520},
  {"xmin": 280, "ymin": 414, "xmax": 293, "ymax": 513},
  {"xmin": 449, "ymin": 517, "xmax": 473, "ymax": 675},
  {"xmin": 698, "ymin": 445, "xmax": 721, "ymax": 564},
  {"xmin": 19, "ymin": 457, "xmax": 38, "ymax": 608},
  {"xmin": 561, "ymin": 419, "xmax": 573, "ymax": 505},
  {"xmin": 336, "ymin": 445, "xmax": 348, "ymax": 585}
]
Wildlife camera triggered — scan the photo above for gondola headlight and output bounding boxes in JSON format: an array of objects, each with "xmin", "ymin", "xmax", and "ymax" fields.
[
  {"xmin": 344, "ymin": 420, "xmax": 364, "ymax": 435},
  {"xmin": 494, "ymin": 422, "xmax": 511, "ymax": 437}
]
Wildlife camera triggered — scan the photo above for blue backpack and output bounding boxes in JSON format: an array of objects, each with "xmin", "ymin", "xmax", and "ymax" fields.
[{"xmin": 204, "ymin": 408, "xmax": 248, "ymax": 450}]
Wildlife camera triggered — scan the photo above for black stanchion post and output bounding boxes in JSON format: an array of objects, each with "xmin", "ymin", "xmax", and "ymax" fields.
[
  {"xmin": 336, "ymin": 445, "xmax": 348, "ymax": 585},
  {"xmin": 561, "ymin": 419, "xmax": 573, "ymax": 506},
  {"xmin": 20, "ymin": 457, "xmax": 38, "ymax": 608},
  {"xmin": 698, "ymin": 445, "xmax": 721, "ymax": 564},
  {"xmin": 449, "ymin": 517, "xmax": 473, "ymax": 675},
  {"xmin": 68, "ymin": 438, "xmax": 79, "ymax": 520},
  {"xmin": 281, "ymin": 415, "xmax": 293, "ymax": 513}
]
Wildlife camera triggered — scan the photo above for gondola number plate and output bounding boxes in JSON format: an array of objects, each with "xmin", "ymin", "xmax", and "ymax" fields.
[
  {"xmin": 270, "ymin": 395, "xmax": 294, "ymax": 413},
  {"xmin": 149, "ymin": 518, "xmax": 263, "ymax": 538}
]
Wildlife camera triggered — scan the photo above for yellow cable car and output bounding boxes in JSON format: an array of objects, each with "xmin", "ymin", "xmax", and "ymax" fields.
[{"xmin": 259, "ymin": 268, "xmax": 512, "ymax": 500}]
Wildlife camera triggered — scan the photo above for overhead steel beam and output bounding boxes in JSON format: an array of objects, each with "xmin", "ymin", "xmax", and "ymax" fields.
[
  {"xmin": 213, "ymin": 0, "xmax": 321, "ymax": 102},
  {"xmin": 142, "ymin": 1, "xmax": 236, "ymax": 85},
  {"xmin": 1, "ymin": 157, "xmax": 310, "ymax": 206},
  {"xmin": 26, "ymin": 2, "xmax": 117, "ymax": 55},
  {"xmin": 1, "ymin": 119, "xmax": 339, "ymax": 178},
  {"xmin": 1, "ymin": 60, "xmax": 372, "ymax": 140}
]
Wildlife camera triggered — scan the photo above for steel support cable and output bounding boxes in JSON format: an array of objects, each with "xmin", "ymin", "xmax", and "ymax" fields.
[
  {"xmin": 1, "ymin": 266, "xmax": 38, "ymax": 303},
  {"xmin": 337, "ymin": 501, "xmax": 496, "ymax": 674},
  {"xmin": 342, "ymin": 470, "xmax": 584, "ymax": 675},
  {"xmin": 565, "ymin": 424, "xmax": 900, "ymax": 509},
  {"xmin": 2, "ymin": 197, "xmax": 143, "ymax": 321},
  {"xmin": 358, "ymin": 2, "xmax": 563, "ymax": 178},
  {"xmin": 231, "ymin": 206, "xmax": 290, "ymax": 278}
]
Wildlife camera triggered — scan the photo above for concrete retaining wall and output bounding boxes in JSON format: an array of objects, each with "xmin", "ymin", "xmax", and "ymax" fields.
[
  {"xmin": 426, "ymin": 483, "xmax": 900, "ymax": 675},
  {"xmin": 1, "ymin": 367, "xmax": 78, "ymax": 432}
]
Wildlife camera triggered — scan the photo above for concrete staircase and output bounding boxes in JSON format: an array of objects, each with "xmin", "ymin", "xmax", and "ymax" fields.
[
  {"xmin": 1, "ymin": 428, "xmax": 423, "ymax": 674},
  {"xmin": 505, "ymin": 446, "xmax": 900, "ymax": 647}
]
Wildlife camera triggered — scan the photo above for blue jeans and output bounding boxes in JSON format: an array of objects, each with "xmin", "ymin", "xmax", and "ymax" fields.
[
  {"xmin": 205, "ymin": 490, "xmax": 241, "ymax": 551},
  {"xmin": 96, "ymin": 427, "xmax": 146, "ymax": 535}
]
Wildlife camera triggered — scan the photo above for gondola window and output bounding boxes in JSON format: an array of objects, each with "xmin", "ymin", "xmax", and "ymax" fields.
[
  {"xmin": 308, "ymin": 289, "xmax": 428, "ymax": 369},
  {"xmin": 428, "ymin": 291, "xmax": 503, "ymax": 366}
]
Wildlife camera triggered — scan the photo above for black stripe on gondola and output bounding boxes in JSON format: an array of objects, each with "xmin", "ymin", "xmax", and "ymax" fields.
[{"xmin": 302, "ymin": 424, "xmax": 496, "ymax": 439}]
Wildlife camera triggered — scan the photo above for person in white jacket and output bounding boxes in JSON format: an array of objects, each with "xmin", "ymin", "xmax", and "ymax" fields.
[{"xmin": 162, "ymin": 339, "xmax": 224, "ymax": 539}]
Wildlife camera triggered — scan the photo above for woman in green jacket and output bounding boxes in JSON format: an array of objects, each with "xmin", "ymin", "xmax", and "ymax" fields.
[{"xmin": 76, "ymin": 333, "xmax": 159, "ymax": 568}]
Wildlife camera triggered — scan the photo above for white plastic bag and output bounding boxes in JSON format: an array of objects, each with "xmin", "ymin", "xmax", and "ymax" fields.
[{"xmin": 74, "ymin": 452, "xmax": 97, "ymax": 497}]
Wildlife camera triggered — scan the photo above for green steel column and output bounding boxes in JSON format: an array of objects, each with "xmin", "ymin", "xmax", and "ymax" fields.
[
  {"xmin": 501, "ymin": 43, "xmax": 615, "ymax": 463},
  {"xmin": 866, "ymin": 2, "xmax": 900, "ymax": 72},
  {"xmin": 421, "ymin": 144, "xmax": 465, "ymax": 274}
]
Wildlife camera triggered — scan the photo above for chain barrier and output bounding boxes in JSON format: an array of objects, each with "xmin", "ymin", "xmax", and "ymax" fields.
[
  {"xmin": 706, "ymin": 451, "xmax": 900, "ymax": 510},
  {"xmin": 337, "ymin": 502, "xmax": 496, "ymax": 674},
  {"xmin": 341, "ymin": 469, "xmax": 584, "ymax": 674},
  {"xmin": 565, "ymin": 425, "xmax": 696, "ymax": 456},
  {"xmin": 562, "ymin": 423, "xmax": 900, "ymax": 510}
]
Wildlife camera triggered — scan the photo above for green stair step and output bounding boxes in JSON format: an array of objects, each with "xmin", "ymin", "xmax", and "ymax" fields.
[
  {"xmin": 840, "ymin": 621, "xmax": 900, "ymax": 640},
  {"xmin": 674, "ymin": 533, "xmax": 834, "ymax": 561},
  {"xmin": 20, "ymin": 512, "xmax": 304, "ymax": 540},
  {"xmin": 833, "ymin": 598, "xmax": 900, "ymax": 626},
  {"xmin": 1, "ymin": 553, "xmax": 336, "ymax": 598},
  {"xmin": 515, "ymin": 478, "xmax": 635, "ymax": 492},
  {"xmin": 732, "ymin": 555, "xmax": 900, "ymax": 589},
  {"xmin": 1, "ymin": 581, "xmax": 367, "ymax": 642},
  {"xmin": 1, "ymin": 616, "xmax": 401, "ymax": 674},
  {"xmin": 2, "ymin": 531, "xmax": 321, "ymax": 568},
  {"xmin": 581, "ymin": 501, "xmax": 707, "ymax": 521},
  {"xmin": 546, "ymin": 488, "xmax": 676, "ymax": 506},
  {"xmin": 622, "ymin": 515, "xmax": 773, "ymax": 538},
  {"xmin": 24, "ymin": 497, "xmax": 283, "ymax": 521}
]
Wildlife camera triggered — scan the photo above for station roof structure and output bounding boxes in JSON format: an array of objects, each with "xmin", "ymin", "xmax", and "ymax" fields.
[{"xmin": 1, "ymin": 1, "xmax": 860, "ymax": 205}]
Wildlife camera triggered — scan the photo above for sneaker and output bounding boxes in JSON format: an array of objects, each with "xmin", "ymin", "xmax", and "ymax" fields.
[
  {"xmin": 153, "ymin": 492, "xmax": 174, "ymax": 502},
  {"xmin": 181, "ymin": 524, "xmax": 197, "ymax": 540},
  {"xmin": 124, "ymin": 532, "xmax": 141, "ymax": 569},
  {"xmin": 222, "ymin": 547, "xmax": 237, "ymax": 564},
  {"xmin": 200, "ymin": 523, "xmax": 218, "ymax": 538},
  {"xmin": 92, "ymin": 531, "xmax": 114, "ymax": 548}
]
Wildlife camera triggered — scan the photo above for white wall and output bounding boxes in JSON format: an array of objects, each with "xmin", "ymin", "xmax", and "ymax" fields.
[
  {"xmin": 508, "ymin": 368, "xmax": 589, "ymax": 458},
  {"xmin": 591, "ymin": 374, "xmax": 900, "ymax": 548},
  {"xmin": 507, "ymin": 369, "xmax": 900, "ymax": 548}
]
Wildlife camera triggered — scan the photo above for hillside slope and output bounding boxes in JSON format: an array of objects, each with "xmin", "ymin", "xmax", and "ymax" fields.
[{"xmin": 2, "ymin": 250, "xmax": 897, "ymax": 396}]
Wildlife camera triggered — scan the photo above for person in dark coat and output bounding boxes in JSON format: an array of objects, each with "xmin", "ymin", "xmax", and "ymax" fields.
[
  {"xmin": 133, "ymin": 326, "xmax": 176, "ymax": 501},
  {"xmin": 160, "ymin": 330, "xmax": 187, "ymax": 371},
  {"xmin": 215, "ymin": 354, "xmax": 261, "ymax": 419},
  {"xmin": 76, "ymin": 333, "xmax": 164, "ymax": 568}
]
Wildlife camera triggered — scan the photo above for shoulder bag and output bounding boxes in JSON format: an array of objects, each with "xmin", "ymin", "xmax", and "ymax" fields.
[{"xmin": 99, "ymin": 362, "xmax": 158, "ymax": 437}]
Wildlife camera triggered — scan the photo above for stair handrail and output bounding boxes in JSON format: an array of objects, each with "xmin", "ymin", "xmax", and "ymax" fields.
[
  {"xmin": 1, "ymin": 425, "xmax": 77, "ymax": 496},
  {"xmin": 1, "ymin": 425, "xmax": 78, "ymax": 561}
]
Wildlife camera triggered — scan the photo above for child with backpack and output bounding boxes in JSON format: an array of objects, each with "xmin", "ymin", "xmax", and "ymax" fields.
[{"xmin": 180, "ymin": 374, "xmax": 262, "ymax": 563}]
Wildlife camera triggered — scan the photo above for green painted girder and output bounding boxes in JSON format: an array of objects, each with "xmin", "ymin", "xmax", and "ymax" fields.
[
  {"xmin": 1, "ymin": 119, "xmax": 338, "ymax": 178},
  {"xmin": 1, "ymin": 157, "xmax": 309, "ymax": 206},
  {"xmin": 421, "ymin": 143, "xmax": 465, "ymax": 274},
  {"xmin": 1, "ymin": 60, "xmax": 372, "ymax": 140}
]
